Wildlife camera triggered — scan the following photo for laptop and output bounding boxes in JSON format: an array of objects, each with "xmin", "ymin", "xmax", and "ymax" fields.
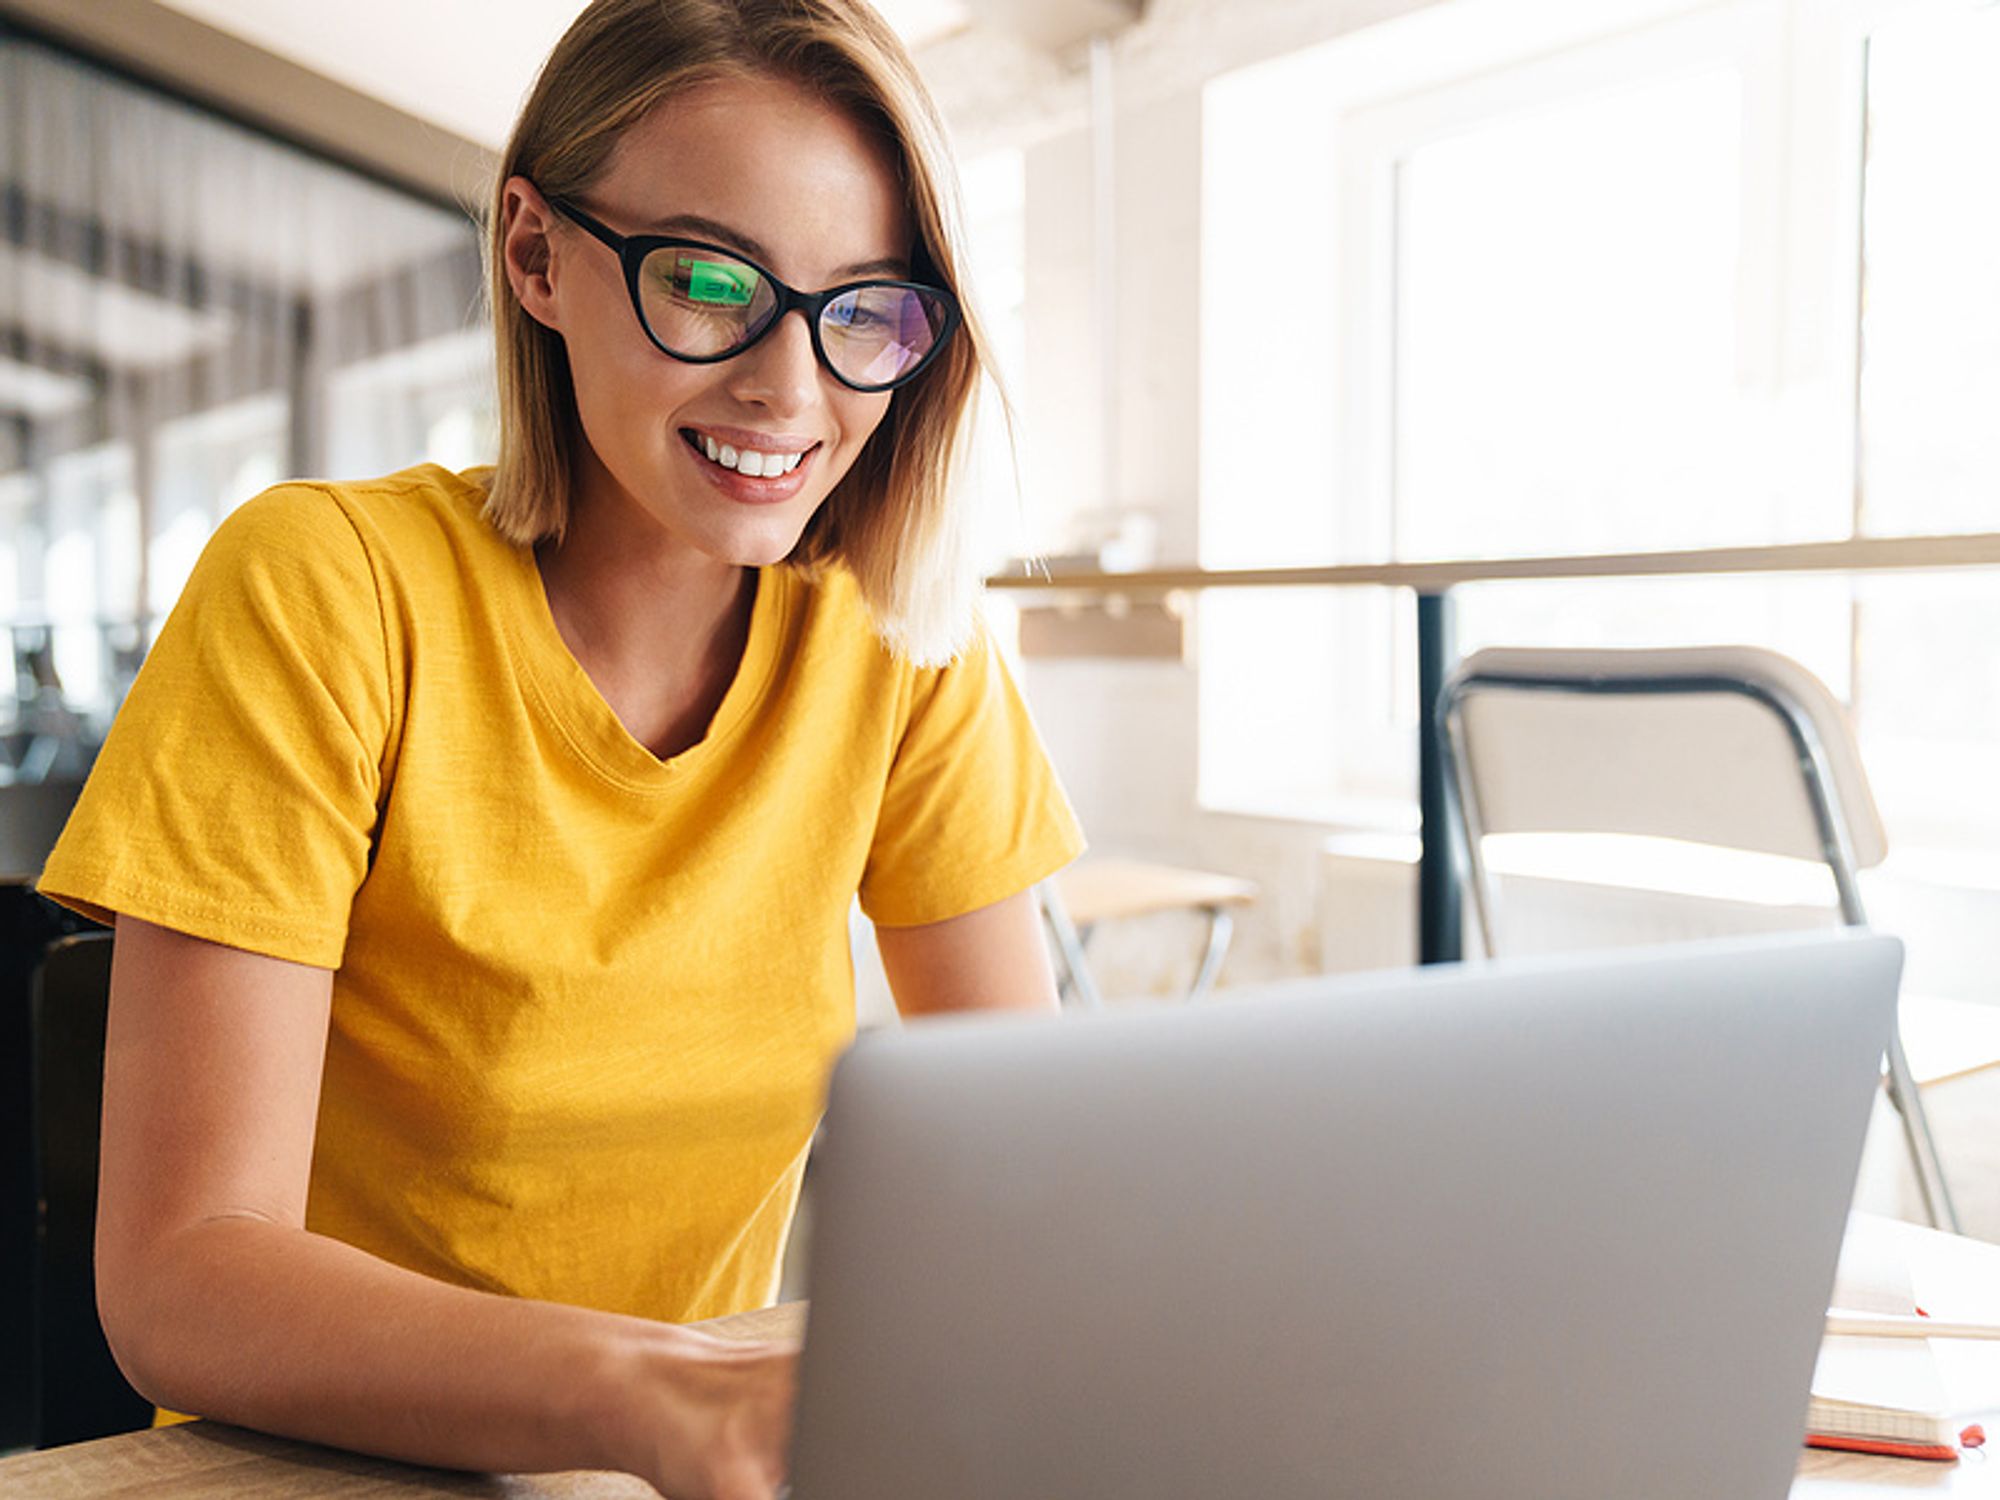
[{"xmin": 786, "ymin": 929, "xmax": 1902, "ymax": 1500}]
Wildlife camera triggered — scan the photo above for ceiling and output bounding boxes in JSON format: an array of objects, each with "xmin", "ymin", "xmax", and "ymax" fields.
[
  {"xmin": 149, "ymin": 0, "xmax": 976, "ymax": 150},
  {"xmin": 0, "ymin": 0, "xmax": 1144, "ymax": 425},
  {"xmin": 0, "ymin": 1, "xmax": 987, "ymax": 421},
  {"xmin": 0, "ymin": 32, "xmax": 480, "ymax": 424}
]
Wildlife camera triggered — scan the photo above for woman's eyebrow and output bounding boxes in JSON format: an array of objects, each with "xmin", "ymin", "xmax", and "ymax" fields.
[{"xmin": 647, "ymin": 212, "xmax": 908, "ymax": 279}]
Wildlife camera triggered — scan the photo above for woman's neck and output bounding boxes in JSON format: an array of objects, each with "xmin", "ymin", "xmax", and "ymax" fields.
[{"xmin": 534, "ymin": 486, "xmax": 758, "ymax": 760}]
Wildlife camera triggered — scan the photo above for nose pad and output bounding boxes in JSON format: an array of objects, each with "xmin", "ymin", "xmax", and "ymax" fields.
[{"xmin": 728, "ymin": 308, "xmax": 821, "ymax": 411}]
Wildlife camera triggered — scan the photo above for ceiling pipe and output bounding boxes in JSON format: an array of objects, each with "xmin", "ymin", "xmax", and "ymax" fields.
[
  {"xmin": 1090, "ymin": 31, "xmax": 1118, "ymax": 518},
  {"xmin": 958, "ymin": 0, "xmax": 1146, "ymax": 527}
]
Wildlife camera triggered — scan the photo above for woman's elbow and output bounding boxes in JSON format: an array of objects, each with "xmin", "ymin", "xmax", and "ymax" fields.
[{"xmin": 94, "ymin": 1229, "xmax": 180, "ymax": 1407}]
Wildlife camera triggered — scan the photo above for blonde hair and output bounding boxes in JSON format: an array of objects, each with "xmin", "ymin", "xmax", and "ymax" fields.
[{"xmin": 484, "ymin": 0, "xmax": 989, "ymax": 665}]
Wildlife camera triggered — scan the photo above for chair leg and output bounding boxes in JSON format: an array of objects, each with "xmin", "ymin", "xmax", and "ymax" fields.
[
  {"xmin": 1038, "ymin": 881, "xmax": 1105, "ymax": 1011},
  {"xmin": 1186, "ymin": 907, "xmax": 1234, "ymax": 1004},
  {"xmin": 1883, "ymin": 1028, "xmax": 1961, "ymax": 1234},
  {"xmin": 1054, "ymin": 923, "xmax": 1096, "ymax": 1004}
]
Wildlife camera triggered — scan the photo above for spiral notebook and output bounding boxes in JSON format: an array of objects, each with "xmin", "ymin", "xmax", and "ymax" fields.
[
  {"xmin": 1811, "ymin": 1218, "xmax": 1977, "ymax": 1461},
  {"xmin": 1809, "ymin": 1337, "xmax": 1961, "ymax": 1460}
]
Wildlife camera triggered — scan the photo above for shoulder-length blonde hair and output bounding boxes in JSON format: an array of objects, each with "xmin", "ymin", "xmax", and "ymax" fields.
[{"xmin": 484, "ymin": 0, "xmax": 991, "ymax": 665}]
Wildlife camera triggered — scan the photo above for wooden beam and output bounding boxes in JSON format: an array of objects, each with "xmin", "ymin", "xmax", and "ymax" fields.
[
  {"xmin": 986, "ymin": 533, "xmax": 2000, "ymax": 595},
  {"xmin": 1016, "ymin": 600, "xmax": 1186, "ymax": 659}
]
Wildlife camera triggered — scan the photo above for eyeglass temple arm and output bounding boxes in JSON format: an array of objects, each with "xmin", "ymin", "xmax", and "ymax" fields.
[{"xmin": 545, "ymin": 194, "xmax": 624, "ymax": 254}]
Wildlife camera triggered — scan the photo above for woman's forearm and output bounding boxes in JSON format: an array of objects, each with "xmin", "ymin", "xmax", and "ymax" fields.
[{"xmin": 103, "ymin": 1214, "xmax": 792, "ymax": 1491}]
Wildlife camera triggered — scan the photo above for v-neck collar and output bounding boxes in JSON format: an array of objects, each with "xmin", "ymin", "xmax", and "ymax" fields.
[{"xmin": 505, "ymin": 544, "xmax": 790, "ymax": 794}]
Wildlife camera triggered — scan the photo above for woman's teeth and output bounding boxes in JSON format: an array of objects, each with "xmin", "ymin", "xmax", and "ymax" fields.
[{"xmin": 699, "ymin": 434, "xmax": 805, "ymax": 478}]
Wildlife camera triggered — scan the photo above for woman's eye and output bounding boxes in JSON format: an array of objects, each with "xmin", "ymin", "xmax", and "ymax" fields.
[{"xmin": 831, "ymin": 302, "xmax": 889, "ymax": 332}]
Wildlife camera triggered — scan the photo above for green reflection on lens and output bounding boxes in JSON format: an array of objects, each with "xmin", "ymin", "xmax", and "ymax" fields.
[{"xmin": 684, "ymin": 258, "xmax": 755, "ymax": 306}]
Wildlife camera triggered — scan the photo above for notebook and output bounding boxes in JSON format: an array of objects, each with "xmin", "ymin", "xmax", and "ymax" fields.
[
  {"xmin": 1812, "ymin": 1220, "xmax": 1976, "ymax": 1460},
  {"xmin": 1808, "ymin": 1338, "xmax": 1960, "ymax": 1459},
  {"xmin": 787, "ymin": 930, "xmax": 1902, "ymax": 1500}
]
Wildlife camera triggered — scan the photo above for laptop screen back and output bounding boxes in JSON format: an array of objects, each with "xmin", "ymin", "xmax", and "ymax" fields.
[{"xmin": 790, "ymin": 930, "xmax": 1900, "ymax": 1500}]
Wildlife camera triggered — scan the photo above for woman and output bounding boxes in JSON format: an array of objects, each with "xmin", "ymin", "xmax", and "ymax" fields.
[{"xmin": 37, "ymin": 3, "xmax": 1082, "ymax": 1496}]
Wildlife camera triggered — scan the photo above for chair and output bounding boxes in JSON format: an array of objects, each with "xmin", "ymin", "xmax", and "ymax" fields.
[
  {"xmin": 2, "ymin": 784, "xmax": 94, "ymax": 1449},
  {"xmin": 1437, "ymin": 644, "xmax": 1960, "ymax": 1232},
  {"xmin": 0, "ymin": 877, "xmax": 108, "ymax": 1451},
  {"xmin": 26, "ymin": 931, "xmax": 149, "ymax": 1447},
  {"xmin": 1039, "ymin": 857, "xmax": 1259, "ymax": 1009}
]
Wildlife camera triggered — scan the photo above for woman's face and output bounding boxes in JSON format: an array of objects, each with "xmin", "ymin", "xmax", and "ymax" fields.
[{"xmin": 508, "ymin": 72, "xmax": 912, "ymax": 567}]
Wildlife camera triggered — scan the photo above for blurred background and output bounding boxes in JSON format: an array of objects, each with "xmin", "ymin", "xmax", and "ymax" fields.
[{"xmin": 3, "ymin": 0, "xmax": 1999, "ymax": 1235}]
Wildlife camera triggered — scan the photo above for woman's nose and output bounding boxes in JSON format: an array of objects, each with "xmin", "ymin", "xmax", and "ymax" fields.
[{"xmin": 727, "ymin": 309, "xmax": 821, "ymax": 414}]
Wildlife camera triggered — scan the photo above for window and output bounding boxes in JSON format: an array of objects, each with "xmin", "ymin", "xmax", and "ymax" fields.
[
  {"xmin": 42, "ymin": 443, "xmax": 136, "ymax": 716},
  {"xmin": 326, "ymin": 329, "xmax": 497, "ymax": 481},
  {"xmin": 1199, "ymin": 44, "xmax": 1367, "ymax": 819},
  {"xmin": 1197, "ymin": 0, "xmax": 2000, "ymax": 855},
  {"xmin": 151, "ymin": 394, "xmax": 287, "ymax": 620},
  {"xmin": 1392, "ymin": 66, "xmax": 1755, "ymax": 560},
  {"xmin": 0, "ymin": 472, "xmax": 34, "ymax": 623},
  {"xmin": 1850, "ymin": 1, "xmax": 2000, "ymax": 851},
  {"xmin": 1856, "ymin": 4, "xmax": 2000, "ymax": 540},
  {"xmin": 0, "ymin": 27, "xmax": 485, "ymax": 770},
  {"xmin": 0, "ymin": 472, "xmax": 33, "ymax": 739}
]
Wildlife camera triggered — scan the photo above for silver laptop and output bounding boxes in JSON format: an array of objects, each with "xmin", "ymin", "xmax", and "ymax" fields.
[{"xmin": 788, "ymin": 929, "xmax": 1901, "ymax": 1500}]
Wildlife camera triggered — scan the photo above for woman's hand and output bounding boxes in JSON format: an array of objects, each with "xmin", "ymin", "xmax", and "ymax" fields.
[{"xmin": 613, "ymin": 1327, "xmax": 800, "ymax": 1500}]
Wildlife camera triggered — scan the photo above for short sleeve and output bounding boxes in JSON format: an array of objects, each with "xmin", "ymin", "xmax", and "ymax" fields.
[
  {"xmin": 858, "ymin": 616, "xmax": 1085, "ymax": 927},
  {"xmin": 38, "ymin": 485, "xmax": 395, "ymax": 967}
]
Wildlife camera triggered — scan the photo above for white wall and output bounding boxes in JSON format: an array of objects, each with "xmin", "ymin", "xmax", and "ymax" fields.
[
  {"xmin": 922, "ymin": 0, "xmax": 1447, "ymax": 996},
  {"xmin": 929, "ymin": 0, "xmax": 2000, "ymax": 1006}
]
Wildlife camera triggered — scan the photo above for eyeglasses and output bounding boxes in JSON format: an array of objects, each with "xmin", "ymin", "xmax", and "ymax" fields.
[{"xmin": 546, "ymin": 195, "xmax": 960, "ymax": 393}]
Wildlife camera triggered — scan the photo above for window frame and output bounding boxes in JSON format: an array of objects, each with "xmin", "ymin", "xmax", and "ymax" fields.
[{"xmin": 1196, "ymin": 0, "xmax": 1966, "ymax": 824}]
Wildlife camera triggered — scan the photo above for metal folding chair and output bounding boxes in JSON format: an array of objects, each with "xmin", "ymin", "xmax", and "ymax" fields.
[
  {"xmin": 1038, "ymin": 858, "xmax": 1258, "ymax": 1009},
  {"xmin": 1438, "ymin": 644, "xmax": 1961, "ymax": 1232}
]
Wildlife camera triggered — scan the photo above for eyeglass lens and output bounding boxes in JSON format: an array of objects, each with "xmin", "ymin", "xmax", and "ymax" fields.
[{"xmin": 642, "ymin": 247, "xmax": 948, "ymax": 388}]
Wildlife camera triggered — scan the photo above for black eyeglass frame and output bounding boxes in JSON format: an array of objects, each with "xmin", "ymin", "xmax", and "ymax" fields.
[{"xmin": 546, "ymin": 194, "xmax": 961, "ymax": 394}]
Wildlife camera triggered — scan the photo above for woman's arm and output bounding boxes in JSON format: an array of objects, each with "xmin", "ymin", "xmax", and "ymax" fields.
[
  {"xmin": 95, "ymin": 916, "xmax": 793, "ymax": 1500},
  {"xmin": 873, "ymin": 888, "xmax": 1061, "ymax": 1017}
]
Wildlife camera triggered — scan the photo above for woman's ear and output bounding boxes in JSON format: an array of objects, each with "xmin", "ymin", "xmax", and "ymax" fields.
[{"xmin": 501, "ymin": 176, "xmax": 563, "ymax": 331}]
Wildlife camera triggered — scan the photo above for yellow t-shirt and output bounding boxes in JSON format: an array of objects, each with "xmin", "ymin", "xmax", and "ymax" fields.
[{"xmin": 41, "ymin": 463, "xmax": 1083, "ymax": 1323}]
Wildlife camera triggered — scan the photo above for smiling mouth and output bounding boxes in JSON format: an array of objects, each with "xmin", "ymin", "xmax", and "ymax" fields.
[{"xmin": 681, "ymin": 428, "xmax": 819, "ymax": 479}]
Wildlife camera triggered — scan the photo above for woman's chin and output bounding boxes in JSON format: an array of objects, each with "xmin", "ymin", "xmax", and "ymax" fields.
[{"xmin": 707, "ymin": 510, "xmax": 819, "ymax": 570}]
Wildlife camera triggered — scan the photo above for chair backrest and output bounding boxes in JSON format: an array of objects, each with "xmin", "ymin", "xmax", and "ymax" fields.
[
  {"xmin": 1, "ymin": 880, "xmax": 108, "ymax": 1450},
  {"xmin": 1440, "ymin": 645, "xmax": 1884, "ymax": 956},
  {"xmin": 30, "ymin": 930, "xmax": 151, "ymax": 1447}
]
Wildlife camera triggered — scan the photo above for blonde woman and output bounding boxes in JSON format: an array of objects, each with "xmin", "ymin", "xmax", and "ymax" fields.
[{"xmin": 39, "ymin": 2, "xmax": 1081, "ymax": 1495}]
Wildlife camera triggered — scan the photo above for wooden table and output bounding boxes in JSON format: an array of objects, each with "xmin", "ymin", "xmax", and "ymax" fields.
[
  {"xmin": 0, "ymin": 1305, "xmax": 800, "ymax": 1499},
  {"xmin": 1045, "ymin": 856, "xmax": 1260, "ymax": 1006},
  {"xmin": 984, "ymin": 533, "xmax": 2000, "ymax": 968},
  {"xmin": 4, "ymin": 1225, "xmax": 1995, "ymax": 1497}
]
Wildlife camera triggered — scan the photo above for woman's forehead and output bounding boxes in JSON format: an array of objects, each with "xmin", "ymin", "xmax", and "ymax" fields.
[{"xmin": 598, "ymin": 73, "xmax": 913, "ymax": 284}]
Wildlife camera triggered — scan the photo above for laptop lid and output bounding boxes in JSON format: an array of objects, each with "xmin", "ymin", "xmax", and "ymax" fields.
[{"xmin": 788, "ymin": 930, "xmax": 1901, "ymax": 1500}]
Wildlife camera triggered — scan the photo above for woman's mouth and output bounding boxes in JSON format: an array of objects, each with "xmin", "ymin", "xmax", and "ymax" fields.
[{"xmin": 682, "ymin": 428, "xmax": 817, "ymax": 479}]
